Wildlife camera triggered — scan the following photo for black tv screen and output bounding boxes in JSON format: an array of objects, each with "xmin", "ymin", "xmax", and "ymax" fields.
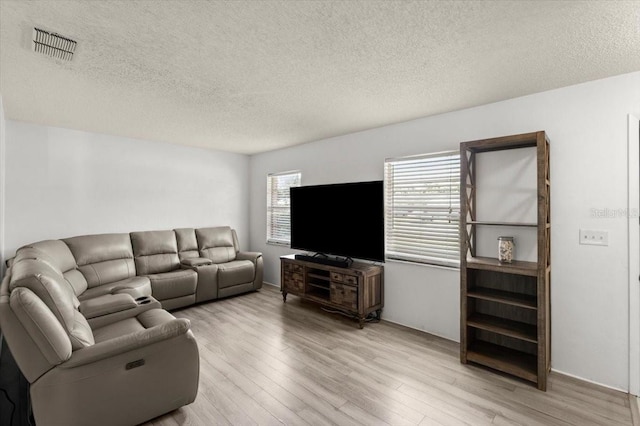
[{"xmin": 290, "ymin": 180, "xmax": 385, "ymax": 262}]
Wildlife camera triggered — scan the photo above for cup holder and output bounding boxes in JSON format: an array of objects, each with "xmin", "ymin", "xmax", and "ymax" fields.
[{"xmin": 136, "ymin": 296, "xmax": 151, "ymax": 305}]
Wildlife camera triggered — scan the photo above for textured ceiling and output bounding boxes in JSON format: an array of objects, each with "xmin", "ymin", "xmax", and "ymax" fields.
[{"xmin": 1, "ymin": 1, "xmax": 639, "ymax": 154}]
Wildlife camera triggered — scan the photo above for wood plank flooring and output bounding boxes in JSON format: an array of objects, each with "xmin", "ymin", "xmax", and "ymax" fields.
[{"xmin": 146, "ymin": 284, "xmax": 633, "ymax": 426}]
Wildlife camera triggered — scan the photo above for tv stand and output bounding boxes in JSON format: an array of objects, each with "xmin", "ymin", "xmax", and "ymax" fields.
[
  {"xmin": 294, "ymin": 253, "xmax": 352, "ymax": 268},
  {"xmin": 281, "ymin": 254, "xmax": 384, "ymax": 328}
]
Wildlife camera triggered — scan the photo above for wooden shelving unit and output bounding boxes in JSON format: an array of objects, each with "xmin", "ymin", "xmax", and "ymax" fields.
[{"xmin": 460, "ymin": 131, "xmax": 551, "ymax": 390}]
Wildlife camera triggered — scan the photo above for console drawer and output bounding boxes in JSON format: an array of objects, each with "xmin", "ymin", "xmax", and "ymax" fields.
[
  {"xmin": 331, "ymin": 272, "xmax": 357, "ymax": 284},
  {"xmin": 330, "ymin": 283, "xmax": 358, "ymax": 311},
  {"xmin": 284, "ymin": 262, "xmax": 303, "ymax": 273},
  {"xmin": 343, "ymin": 274, "xmax": 357, "ymax": 285}
]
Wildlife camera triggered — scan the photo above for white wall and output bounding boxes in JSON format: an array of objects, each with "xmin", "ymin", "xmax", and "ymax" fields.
[
  {"xmin": 4, "ymin": 121, "xmax": 250, "ymax": 255},
  {"xmin": 249, "ymin": 71, "xmax": 640, "ymax": 391},
  {"xmin": 0, "ymin": 96, "xmax": 6, "ymax": 276}
]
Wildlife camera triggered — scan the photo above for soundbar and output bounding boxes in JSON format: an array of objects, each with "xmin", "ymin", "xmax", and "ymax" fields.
[{"xmin": 294, "ymin": 254, "xmax": 352, "ymax": 268}]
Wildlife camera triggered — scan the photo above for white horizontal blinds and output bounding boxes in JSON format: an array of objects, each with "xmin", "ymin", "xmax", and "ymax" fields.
[
  {"xmin": 267, "ymin": 171, "xmax": 301, "ymax": 245},
  {"xmin": 385, "ymin": 151, "xmax": 460, "ymax": 267}
]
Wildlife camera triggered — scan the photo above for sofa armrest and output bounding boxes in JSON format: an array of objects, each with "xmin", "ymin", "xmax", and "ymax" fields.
[
  {"xmin": 236, "ymin": 251, "xmax": 262, "ymax": 263},
  {"xmin": 79, "ymin": 293, "xmax": 138, "ymax": 319},
  {"xmin": 180, "ymin": 257, "xmax": 213, "ymax": 267},
  {"xmin": 61, "ymin": 318, "xmax": 191, "ymax": 368}
]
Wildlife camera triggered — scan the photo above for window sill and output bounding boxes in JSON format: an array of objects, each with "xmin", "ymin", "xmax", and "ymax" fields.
[
  {"xmin": 266, "ymin": 240, "xmax": 290, "ymax": 248},
  {"xmin": 385, "ymin": 257, "xmax": 460, "ymax": 271}
]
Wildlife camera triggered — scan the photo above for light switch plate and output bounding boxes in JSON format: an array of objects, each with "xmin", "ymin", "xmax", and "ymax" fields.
[{"xmin": 579, "ymin": 229, "xmax": 608, "ymax": 246}]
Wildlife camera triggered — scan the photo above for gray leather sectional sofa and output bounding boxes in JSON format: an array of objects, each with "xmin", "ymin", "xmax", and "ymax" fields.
[{"xmin": 0, "ymin": 226, "xmax": 263, "ymax": 426}]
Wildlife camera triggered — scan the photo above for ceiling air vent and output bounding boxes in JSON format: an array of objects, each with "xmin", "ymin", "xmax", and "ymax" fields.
[{"xmin": 32, "ymin": 28, "xmax": 77, "ymax": 61}]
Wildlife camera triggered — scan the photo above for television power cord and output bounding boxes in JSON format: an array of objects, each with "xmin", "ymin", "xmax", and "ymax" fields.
[{"xmin": 319, "ymin": 307, "xmax": 381, "ymax": 323}]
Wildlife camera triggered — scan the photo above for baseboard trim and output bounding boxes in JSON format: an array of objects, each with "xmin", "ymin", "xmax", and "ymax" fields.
[
  {"xmin": 381, "ymin": 317, "xmax": 459, "ymax": 343},
  {"xmin": 630, "ymin": 395, "xmax": 640, "ymax": 426},
  {"xmin": 550, "ymin": 368, "xmax": 627, "ymax": 393}
]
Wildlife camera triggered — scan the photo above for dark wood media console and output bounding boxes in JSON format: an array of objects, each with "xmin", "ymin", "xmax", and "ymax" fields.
[{"xmin": 280, "ymin": 254, "xmax": 384, "ymax": 328}]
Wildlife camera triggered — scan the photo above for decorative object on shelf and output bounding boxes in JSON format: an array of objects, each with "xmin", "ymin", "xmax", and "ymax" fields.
[
  {"xmin": 498, "ymin": 236, "xmax": 514, "ymax": 263},
  {"xmin": 460, "ymin": 131, "xmax": 550, "ymax": 391}
]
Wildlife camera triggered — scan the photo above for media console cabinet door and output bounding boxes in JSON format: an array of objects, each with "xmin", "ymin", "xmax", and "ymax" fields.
[
  {"xmin": 330, "ymin": 282, "xmax": 358, "ymax": 310},
  {"xmin": 282, "ymin": 260, "xmax": 305, "ymax": 300}
]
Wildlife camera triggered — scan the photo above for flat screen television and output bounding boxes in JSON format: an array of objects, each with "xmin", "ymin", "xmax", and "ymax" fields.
[{"xmin": 290, "ymin": 180, "xmax": 385, "ymax": 263}]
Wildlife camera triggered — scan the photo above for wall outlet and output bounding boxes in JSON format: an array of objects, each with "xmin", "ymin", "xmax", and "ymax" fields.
[{"xmin": 579, "ymin": 229, "xmax": 609, "ymax": 246}]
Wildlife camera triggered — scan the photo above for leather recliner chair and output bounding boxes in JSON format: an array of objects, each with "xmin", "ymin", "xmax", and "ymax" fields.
[
  {"xmin": 0, "ymin": 240, "xmax": 199, "ymax": 426},
  {"xmin": 0, "ymin": 225, "xmax": 262, "ymax": 425}
]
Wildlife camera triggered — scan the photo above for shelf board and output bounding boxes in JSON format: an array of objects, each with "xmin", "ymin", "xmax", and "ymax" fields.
[
  {"xmin": 466, "ymin": 341, "xmax": 538, "ymax": 383},
  {"xmin": 466, "ymin": 257, "xmax": 538, "ymax": 277},
  {"xmin": 307, "ymin": 282, "xmax": 330, "ymax": 291},
  {"xmin": 467, "ymin": 313, "xmax": 537, "ymax": 343},
  {"xmin": 304, "ymin": 293, "xmax": 331, "ymax": 304},
  {"xmin": 467, "ymin": 288, "xmax": 537, "ymax": 310},
  {"xmin": 307, "ymin": 273, "xmax": 330, "ymax": 281},
  {"xmin": 467, "ymin": 221, "xmax": 537, "ymax": 227},
  {"xmin": 460, "ymin": 132, "xmax": 540, "ymax": 152}
]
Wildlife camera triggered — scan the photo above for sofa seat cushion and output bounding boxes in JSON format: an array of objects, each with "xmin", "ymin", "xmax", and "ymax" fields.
[
  {"xmin": 93, "ymin": 317, "xmax": 144, "ymax": 342},
  {"xmin": 79, "ymin": 293, "xmax": 138, "ymax": 319},
  {"xmin": 77, "ymin": 276, "xmax": 151, "ymax": 301},
  {"xmin": 218, "ymin": 260, "xmax": 255, "ymax": 289},
  {"xmin": 92, "ymin": 309, "xmax": 176, "ymax": 343},
  {"xmin": 148, "ymin": 269, "xmax": 197, "ymax": 301}
]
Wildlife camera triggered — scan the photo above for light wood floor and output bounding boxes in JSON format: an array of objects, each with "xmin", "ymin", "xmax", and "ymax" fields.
[{"xmin": 146, "ymin": 284, "xmax": 634, "ymax": 426}]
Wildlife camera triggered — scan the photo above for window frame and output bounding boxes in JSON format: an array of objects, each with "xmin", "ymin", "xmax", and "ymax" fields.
[
  {"xmin": 266, "ymin": 170, "xmax": 301, "ymax": 246},
  {"xmin": 384, "ymin": 150, "xmax": 461, "ymax": 268}
]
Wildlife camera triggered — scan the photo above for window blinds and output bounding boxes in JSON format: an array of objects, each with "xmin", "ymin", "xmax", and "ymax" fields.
[
  {"xmin": 384, "ymin": 151, "xmax": 460, "ymax": 267},
  {"xmin": 267, "ymin": 171, "xmax": 301, "ymax": 245}
]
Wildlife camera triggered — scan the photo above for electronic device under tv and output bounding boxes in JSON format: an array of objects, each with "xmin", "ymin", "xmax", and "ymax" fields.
[{"xmin": 290, "ymin": 180, "xmax": 385, "ymax": 267}]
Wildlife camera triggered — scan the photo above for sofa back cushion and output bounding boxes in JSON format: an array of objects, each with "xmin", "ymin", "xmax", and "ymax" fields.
[
  {"xmin": 14, "ymin": 240, "xmax": 88, "ymax": 296},
  {"xmin": 10, "ymin": 286, "xmax": 73, "ymax": 364},
  {"xmin": 15, "ymin": 240, "xmax": 76, "ymax": 272},
  {"xmin": 64, "ymin": 233, "xmax": 136, "ymax": 287},
  {"xmin": 131, "ymin": 230, "xmax": 180, "ymax": 275},
  {"xmin": 10, "ymin": 259, "xmax": 94, "ymax": 350},
  {"xmin": 196, "ymin": 226, "xmax": 237, "ymax": 263},
  {"xmin": 175, "ymin": 228, "xmax": 199, "ymax": 260}
]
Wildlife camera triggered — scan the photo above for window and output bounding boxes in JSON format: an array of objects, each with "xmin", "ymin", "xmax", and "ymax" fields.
[
  {"xmin": 384, "ymin": 151, "xmax": 460, "ymax": 267},
  {"xmin": 267, "ymin": 171, "xmax": 301, "ymax": 245}
]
